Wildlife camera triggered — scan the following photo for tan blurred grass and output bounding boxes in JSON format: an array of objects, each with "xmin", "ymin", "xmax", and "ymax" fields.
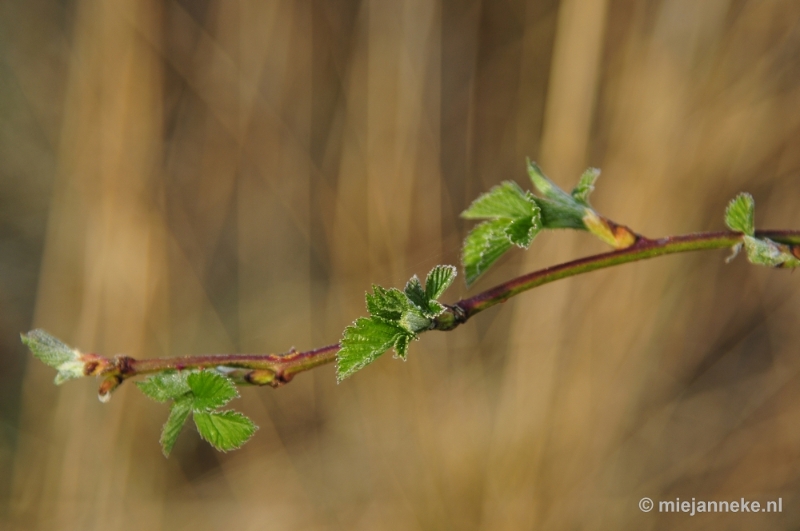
[{"xmin": 3, "ymin": 0, "xmax": 800, "ymax": 529}]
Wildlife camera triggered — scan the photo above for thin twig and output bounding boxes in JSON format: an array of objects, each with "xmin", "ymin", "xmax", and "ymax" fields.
[{"xmin": 95, "ymin": 229, "xmax": 800, "ymax": 392}]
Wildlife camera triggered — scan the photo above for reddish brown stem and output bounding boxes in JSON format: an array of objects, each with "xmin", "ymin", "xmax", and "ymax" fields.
[
  {"xmin": 94, "ymin": 229, "xmax": 800, "ymax": 393},
  {"xmin": 98, "ymin": 343, "xmax": 340, "ymax": 394}
]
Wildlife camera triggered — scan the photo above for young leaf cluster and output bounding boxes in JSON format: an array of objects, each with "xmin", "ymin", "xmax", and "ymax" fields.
[
  {"xmin": 460, "ymin": 160, "xmax": 633, "ymax": 286},
  {"xmin": 336, "ymin": 265, "xmax": 456, "ymax": 381},
  {"xmin": 460, "ymin": 182, "xmax": 542, "ymax": 286},
  {"xmin": 725, "ymin": 192, "xmax": 800, "ymax": 268},
  {"xmin": 137, "ymin": 370, "xmax": 257, "ymax": 456}
]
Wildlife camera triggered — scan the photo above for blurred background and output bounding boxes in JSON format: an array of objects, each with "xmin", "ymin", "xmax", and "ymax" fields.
[{"xmin": 2, "ymin": 0, "xmax": 800, "ymax": 529}]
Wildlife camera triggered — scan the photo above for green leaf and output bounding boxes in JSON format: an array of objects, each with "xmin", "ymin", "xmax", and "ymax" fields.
[
  {"xmin": 462, "ymin": 219, "xmax": 514, "ymax": 286},
  {"xmin": 136, "ymin": 371, "xmax": 191, "ymax": 403},
  {"xmin": 461, "ymin": 181, "xmax": 538, "ymax": 220},
  {"xmin": 725, "ymin": 193, "xmax": 755, "ymax": 236},
  {"xmin": 424, "ymin": 265, "xmax": 457, "ymax": 301},
  {"xmin": 460, "ymin": 179, "xmax": 542, "ymax": 240},
  {"xmin": 366, "ymin": 286, "xmax": 411, "ymax": 322},
  {"xmin": 21, "ymin": 329, "xmax": 78, "ymax": 369},
  {"xmin": 160, "ymin": 397, "xmax": 192, "ymax": 456},
  {"xmin": 187, "ymin": 371, "xmax": 238, "ymax": 410},
  {"xmin": 337, "ymin": 317, "xmax": 408, "ymax": 381},
  {"xmin": 526, "ymin": 160, "xmax": 587, "ymax": 229},
  {"xmin": 504, "ymin": 215, "xmax": 541, "ymax": 248},
  {"xmin": 147, "ymin": 371, "xmax": 256, "ymax": 455},
  {"xmin": 572, "ymin": 168, "xmax": 600, "ymax": 206},
  {"xmin": 193, "ymin": 410, "xmax": 257, "ymax": 452},
  {"xmin": 403, "ymin": 275, "xmax": 431, "ymax": 312},
  {"xmin": 393, "ymin": 333, "xmax": 412, "ymax": 360}
]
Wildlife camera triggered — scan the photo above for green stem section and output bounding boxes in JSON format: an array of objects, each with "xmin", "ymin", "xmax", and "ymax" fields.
[{"xmin": 96, "ymin": 229, "xmax": 799, "ymax": 389}]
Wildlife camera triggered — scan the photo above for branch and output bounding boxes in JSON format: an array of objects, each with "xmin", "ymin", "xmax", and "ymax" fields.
[
  {"xmin": 57, "ymin": 228, "xmax": 798, "ymax": 397},
  {"xmin": 94, "ymin": 343, "xmax": 341, "ymax": 397},
  {"xmin": 22, "ymin": 161, "xmax": 800, "ymax": 455}
]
